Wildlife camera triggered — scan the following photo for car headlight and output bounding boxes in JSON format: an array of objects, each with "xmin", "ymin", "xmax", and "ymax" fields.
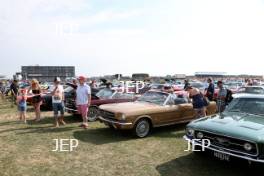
[
  {"xmin": 244, "ymin": 143, "xmax": 253, "ymax": 151},
  {"xmin": 196, "ymin": 132, "xmax": 204, "ymax": 139},
  {"xmin": 186, "ymin": 128, "xmax": 195, "ymax": 137},
  {"xmin": 121, "ymin": 114, "xmax": 126, "ymax": 120}
]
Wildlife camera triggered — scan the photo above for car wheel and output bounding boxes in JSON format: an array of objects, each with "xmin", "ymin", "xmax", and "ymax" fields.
[
  {"xmin": 134, "ymin": 118, "xmax": 151, "ymax": 138},
  {"xmin": 88, "ymin": 106, "xmax": 99, "ymax": 122}
]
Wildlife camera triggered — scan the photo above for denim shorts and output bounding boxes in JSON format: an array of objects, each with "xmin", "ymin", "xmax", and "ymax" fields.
[
  {"xmin": 18, "ymin": 105, "xmax": 27, "ymax": 112},
  {"xmin": 52, "ymin": 103, "xmax": 64, "ymax": 115}
]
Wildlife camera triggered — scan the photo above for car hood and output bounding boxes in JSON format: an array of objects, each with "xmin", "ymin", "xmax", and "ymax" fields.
[
  {"xmin": 188, "ymin": 112, "xmax": 264, "ymax": 142},
  {"xmin": 99, "ymin": 101, "xmax": 164, "ymax": 116}
]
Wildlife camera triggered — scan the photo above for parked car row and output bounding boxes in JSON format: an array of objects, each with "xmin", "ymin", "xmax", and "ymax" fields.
[
  {"xmin": 92, "ymin": 83, "xmax": 264, "ymax": 164},
  {"xmin": 22, "ymin": 80, "xmax": 264, "ymax": 164}
]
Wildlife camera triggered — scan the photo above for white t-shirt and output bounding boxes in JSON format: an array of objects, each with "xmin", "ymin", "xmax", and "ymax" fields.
[
  {"xmin": 76, "ymin": 84, "xmax": 91, "ymax": 105},
  {"xmin": 52, "ymin": 85, "xmax": 64, "ymax": 104}
]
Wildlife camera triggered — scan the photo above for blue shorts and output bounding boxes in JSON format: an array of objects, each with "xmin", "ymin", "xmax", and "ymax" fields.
[
  {"xmin": 52, "ymin": 103, "xmax": 64, "ymax": 115},
  {"xmin": 18, "ymin": 105, "xmax": 27, "ymax": 112}
]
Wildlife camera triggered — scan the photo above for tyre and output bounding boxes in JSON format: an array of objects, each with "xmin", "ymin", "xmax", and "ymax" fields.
[
  {"xmin": 88, "ymin": 106, "xmax": 99, "ymax": 122},
  {"xmin": 133, "ymin": 118, "xmax": 151, "ymax": 138}
]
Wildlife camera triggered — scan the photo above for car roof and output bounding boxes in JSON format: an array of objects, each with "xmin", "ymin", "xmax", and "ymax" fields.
[{"xmin": 233, "ymin": 93, "xmax": 264, "ymax": 99}]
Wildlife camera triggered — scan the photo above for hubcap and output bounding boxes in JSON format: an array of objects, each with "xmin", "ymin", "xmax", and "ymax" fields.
[
  {"xmin": 88, "ymin": 107, "xmax": 98, "ymax": 121},
  {"xmin": 136, "ymin": 120, "xmax": 150, "ymax": 137}
]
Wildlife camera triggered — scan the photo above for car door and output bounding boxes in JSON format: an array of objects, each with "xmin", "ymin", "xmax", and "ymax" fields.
[
  {"xmin": 178, "ymin": 103, "xmax": 195, "ymax": 121},
  {"xmin": 156, "ymin": 95, "xmax": 182, "ymax": 125}
]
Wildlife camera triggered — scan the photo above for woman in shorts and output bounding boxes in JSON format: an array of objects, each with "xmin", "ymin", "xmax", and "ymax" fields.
[
  {"xmin": 28, "ymin": 79, "xmax": 42, "ymax": 122},
  {"xmin": 185, "ymin": 86, "xmax": 206, "ymax": 118}
]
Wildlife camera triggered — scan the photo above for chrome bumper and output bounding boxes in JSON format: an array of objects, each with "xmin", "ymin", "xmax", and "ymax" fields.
[
  {"xmin": 98, "ymin": 116, "xmax": 132, "ymax": 126},
  {"xmin": 183, "ymin": 135, "xmax": 264, "ymax": 163}
]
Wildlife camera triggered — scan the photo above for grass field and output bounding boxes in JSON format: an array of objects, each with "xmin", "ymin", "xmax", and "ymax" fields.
[{"xmin": 0, "ymin": 97, "xmax": 262, "ymax": 176}]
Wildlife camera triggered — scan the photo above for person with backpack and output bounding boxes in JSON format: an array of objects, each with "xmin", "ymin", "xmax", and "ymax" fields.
[{"xmin": 216, "ymin": 81, "xmax": 227, "ymax": 113}]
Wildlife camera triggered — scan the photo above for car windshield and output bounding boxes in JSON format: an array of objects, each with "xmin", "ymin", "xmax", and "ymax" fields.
[
  {"xmin": 137, "ymin": 91, "xmax": 168, "ymax": 105},
  {"xmin": 96, "ymin": 88, "xmax": 115, "ymax": 99},
  {"xmin": 112, "ymin": 92, "xmax": 134, "ymax": 99},
  {"xmin": 190, "ymin": 82, "xmax": 205, "ymax": 89},
  {"xmin": 237, "ymin": 87, "xmax": 264, "ymax": 94},
  {"xmin": 226, "ymin": 98, "xmax": 264, "ymax": 115},
  {"xmin": 224, "ymin": 83, "xmax": 239, "ymax": 89}
]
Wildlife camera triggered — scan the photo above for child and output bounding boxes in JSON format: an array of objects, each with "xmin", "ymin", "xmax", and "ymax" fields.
[{"xmin": 16, "ymin": 89, "xmax": 28, "ymax": 123}]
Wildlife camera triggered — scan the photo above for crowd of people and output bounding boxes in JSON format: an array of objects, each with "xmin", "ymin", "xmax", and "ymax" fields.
[
  {"xmin": 184, "ymin": 78, "xmax": 232, "ymax": 118},
  {"xmin": 5, "ymin": 76, "xmax": 92, "ymax": 128},
  {"xmin": 0, "ymin": 76, "xmax": 261, "ymax": 127},
  {"xmin": 184, "ymin": 77, "xmax": 260, "ymax": 118}
]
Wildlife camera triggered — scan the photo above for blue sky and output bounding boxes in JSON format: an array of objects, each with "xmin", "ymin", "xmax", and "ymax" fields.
[{"xmin": 1, "ymin": 0, "xmax": 264, "ymax": 78}]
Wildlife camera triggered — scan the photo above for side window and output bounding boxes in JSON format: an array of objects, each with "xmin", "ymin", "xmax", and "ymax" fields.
[{"xmin": 112, "ymin": 92, "xmax": 123, "ymax": 99}]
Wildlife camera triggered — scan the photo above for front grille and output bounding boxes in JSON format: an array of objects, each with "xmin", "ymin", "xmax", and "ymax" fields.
[
  {"xmin": 100, "ymin": 110, "xmax": 116, "ymax": 121},
  {"xmin": 195, "ymin": 131, "xmax": 258, "ymax": 156}
]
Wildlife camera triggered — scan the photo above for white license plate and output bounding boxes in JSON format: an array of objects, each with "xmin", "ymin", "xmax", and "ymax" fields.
[{"xmin": 213, "ymin": 151, "xmax": 230, "ymax": 161}]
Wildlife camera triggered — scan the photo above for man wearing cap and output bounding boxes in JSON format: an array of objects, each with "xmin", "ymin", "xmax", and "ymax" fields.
[
  {"xmin": 52, "ymin": 77, "xmax": 66, "ymax": 127},
  {"xmin": 216, "ymin": 80, "xmax": 227, "ymax": 113},
  {"xmin": 76, "ymin": 76, "xmax": 91, "ymax": 128}
]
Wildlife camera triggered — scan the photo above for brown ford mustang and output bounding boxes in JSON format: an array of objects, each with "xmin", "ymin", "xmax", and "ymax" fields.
[{"xmin": 99, "ymin": 90, "xmax": 216, "ymax": 137}]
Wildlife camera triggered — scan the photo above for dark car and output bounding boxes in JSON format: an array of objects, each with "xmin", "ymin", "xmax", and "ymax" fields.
[
  {"xmin": 65, "ymin": 87, "xmax": 137, "ymax": 121},
  {"xmin": 184, "ymin": 93, "xmax": 264, "ymax": 164}
]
